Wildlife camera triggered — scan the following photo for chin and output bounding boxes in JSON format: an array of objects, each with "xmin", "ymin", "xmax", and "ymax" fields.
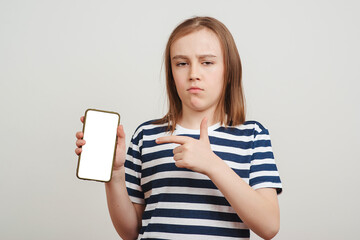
[
  {"xmin": 189, "ymin": 99, "xmax": 205, "ymax": 109},
  {"xmin": 189, "ymin": 104, "xmax": 209, "ymax": 112}
]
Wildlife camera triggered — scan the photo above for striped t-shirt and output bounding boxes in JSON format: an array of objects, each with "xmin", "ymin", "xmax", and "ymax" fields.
[{"xmin": 125, "ymin": 119, "xmax": 282, "ymax": 240}]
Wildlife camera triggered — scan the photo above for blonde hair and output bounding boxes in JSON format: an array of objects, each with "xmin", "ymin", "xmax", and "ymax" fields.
[{"xmin": 155, "ymin": 16, "xmax": 246, "ymax": 132}]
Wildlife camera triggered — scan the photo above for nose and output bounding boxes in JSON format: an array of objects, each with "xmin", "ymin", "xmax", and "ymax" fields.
[{"xmin": 189, "ymin": 64, "xmax": 200, "ymax": 81}]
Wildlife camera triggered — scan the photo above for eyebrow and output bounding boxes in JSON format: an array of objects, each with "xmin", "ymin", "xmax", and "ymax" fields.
[{"xmin": 172, "ymin": 54, "xmax": 217, "ymax": 60}]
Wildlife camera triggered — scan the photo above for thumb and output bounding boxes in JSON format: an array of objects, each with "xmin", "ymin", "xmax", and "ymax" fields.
[
  {"xmin": 117, "ymin": 125, "xmax": 126, "ymax": 150},
  {"xmin": 200, "ymin": 117, "xmax": 209, "ymax": 143}
]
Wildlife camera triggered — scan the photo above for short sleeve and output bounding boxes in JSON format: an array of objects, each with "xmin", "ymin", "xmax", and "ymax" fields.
[
  {"xmin": 249, "ymin": 122, "xmax": 282, "ymax": 194},
  {"xmin": 125, "ymin": 128, "xmax": 145, "ymax": 204}
]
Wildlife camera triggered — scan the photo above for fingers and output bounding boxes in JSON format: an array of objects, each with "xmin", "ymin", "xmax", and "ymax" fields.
[
  {"xmin": 174, "ymin": 159, "xmax": 188, "ymax": 169},
  {"xmin": 117, "ymin": 125, "xmax": 126, "ymax": 140},
  {"xmin": 156, "ymin": 136, "xmax": 189, "ymax": 145},
  {"xmin": 75, "ymin": 122, "xmax": 85, "ymax": 156},
  {"xmin": 76, "ymin": 139, "xmax": 86, "ymax": 147},
  {"xmin": 75, "ymin": 148, "xmax": 82, "ymax": 155},
  {"xmin": 116, "ymin": 125, "xmax": 126, "ymax": 152},
  {"xmin": 173, "ymin": 145, "xmax": 183, "ymax": 154},
  {"xmin": 75, "ymin": 131, "xmax": 85, "ymax": 156},
  {"xmin": 173, "ymin": 146, "xmax": 184, "ymax": 161},
  {"xmin": 75, "ymin": 131, "xmax": 83, "ymax": 139},
  {"xmin": 200, "ymin": 117, "xmax": 209, "ymax": 142},
  {"xmin": 173, "ymin": 152, "xmax": 184, "ymax": 161}
]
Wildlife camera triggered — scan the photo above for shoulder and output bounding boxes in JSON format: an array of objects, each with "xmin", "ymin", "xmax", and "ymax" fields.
[
  {"xmin": 242, "ymin": 120, "xmax": 269, "ymax": 136},
  {"xmin": 216, "ymin": 120, "xmax": 269, "ymax": 138},
  {"xmin": 132, "ymin": 119, "xmax": 169, "ymax": 140}
]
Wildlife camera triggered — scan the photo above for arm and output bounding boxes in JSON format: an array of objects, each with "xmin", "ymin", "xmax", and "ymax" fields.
[
  {"xmin": 206, "ymin": 158, "xmax": 279, "ymax": 240},
  {"xmin": 156, "ymin": 118, "xmax": 280, "ymax": 239},
  {"xmin": 105, "ymin": 167, "xmax": 145, "ymax": 240},
  {"xmin": 105, "ymin": 124, "xmax": 145, "ymax": 240},
  {"xmin": 76, "ymin": 117, "xmax": 145, "ymax": 239}
]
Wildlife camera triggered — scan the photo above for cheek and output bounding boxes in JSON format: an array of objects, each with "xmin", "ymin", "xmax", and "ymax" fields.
[
  {"xmin": 208, "ymin": 67, "xmax": 225, "ymax": 92},
  {"xmin": 173, "ymin": 76, "xmax": 183, "ymax": 89},
  {"xmin": 173, "ymin": 71, "xmax": 188, "ymax": 91},
  {"xmin": 172, "ymin": 70, "xmax": 182, "ymax": 87},
  {"xmin": 173, "ymin": 78, "xmax": 186, "ymax": 100},
  {"xmin": 212, "ymin": 82, "xmax": 224, "ymax": 99},
  {"xmin": 214, "ymin": 64, "xmax": 225, "ymax": 79}
]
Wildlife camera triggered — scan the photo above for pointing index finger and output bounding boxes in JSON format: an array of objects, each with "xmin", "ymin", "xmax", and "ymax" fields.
[{"xmin": 156, "ymin": 136, "xmax": 190, "ymax": 145}]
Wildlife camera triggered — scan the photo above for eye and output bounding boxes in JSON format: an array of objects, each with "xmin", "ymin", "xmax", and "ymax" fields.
[
  {"xmin": 202, "ymin": 61, "xmax": 213, "ymax": 65},
  {"xmin": 176, "ymin": 62, "xmax": 188, "ymax": 67}
]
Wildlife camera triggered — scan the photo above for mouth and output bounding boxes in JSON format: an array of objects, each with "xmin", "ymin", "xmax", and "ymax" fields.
[{"xmin": 187, "ymin": 87, "xmax": 204, "ymax": 93}]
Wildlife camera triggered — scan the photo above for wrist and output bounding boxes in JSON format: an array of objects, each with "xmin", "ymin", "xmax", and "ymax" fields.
[
  {"xmin": 113, "ymin": 165, "xmax": 125, "ymax": 173},
  {"xmin": 205, "ymin": 154, "xmax": 228, "ymax": 178},
  {"xmin": 106, "ymin": 167, "xmax": 126, "ymax": 184}
]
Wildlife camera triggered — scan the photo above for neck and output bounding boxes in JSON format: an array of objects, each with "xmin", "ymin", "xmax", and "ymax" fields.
[{"xmin": 178, "ymin": 106, "xmax": 220, "ymax": 130}]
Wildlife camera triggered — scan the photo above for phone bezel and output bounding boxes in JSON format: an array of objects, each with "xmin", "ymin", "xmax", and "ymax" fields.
[{"xmin": 76, "ymin": 108, "xmax": 120, "ymax": 183}]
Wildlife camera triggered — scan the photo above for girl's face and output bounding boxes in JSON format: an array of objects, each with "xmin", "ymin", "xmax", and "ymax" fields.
[{"xmin": 170, "ymin": 28, "xmax": 225, "ymax": 117}]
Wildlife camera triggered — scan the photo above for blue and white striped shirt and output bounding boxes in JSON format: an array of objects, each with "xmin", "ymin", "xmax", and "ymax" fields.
[{"xmin": 125, "ymin": 119, "xmax": 282, "ymax": 239}]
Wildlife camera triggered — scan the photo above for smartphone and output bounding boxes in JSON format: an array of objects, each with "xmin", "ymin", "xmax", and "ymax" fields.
[{"xmin": 77, "ymin": 109, "xmax": 120, "ymax": 182}]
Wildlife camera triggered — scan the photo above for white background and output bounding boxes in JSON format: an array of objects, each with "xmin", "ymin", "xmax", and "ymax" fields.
[{"xmin": 1, "ymin": 0, "xmax": 359, "ymax": 239}]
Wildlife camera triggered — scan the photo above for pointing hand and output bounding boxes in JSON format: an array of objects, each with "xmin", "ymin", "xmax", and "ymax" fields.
[{"xmin": 155, "ymin": 117, "xmax": 221, "ymax": 175}]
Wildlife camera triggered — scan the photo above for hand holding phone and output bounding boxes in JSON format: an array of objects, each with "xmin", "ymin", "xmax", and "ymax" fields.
[{"xmin": 76, "ymin": 109, "xmax": 120, "ymax": 182}]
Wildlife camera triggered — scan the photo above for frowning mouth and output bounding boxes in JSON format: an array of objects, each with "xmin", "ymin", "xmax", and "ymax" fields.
[{"xmin": 187, "ymin": 87, "xmax": 204, "ymax": 93}]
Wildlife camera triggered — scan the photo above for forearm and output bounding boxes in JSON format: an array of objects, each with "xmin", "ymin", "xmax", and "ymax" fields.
[
  {"xmin": 105, "ymin": 167, "xmax": 140, "ymax": 240},
  {"xmin": 206, "ymin": 158, "xmax": 280, "ymax": 239}
]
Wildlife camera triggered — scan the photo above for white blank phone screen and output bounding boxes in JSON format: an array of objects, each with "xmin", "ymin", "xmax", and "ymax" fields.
[{"xmin": 77, "ymin": 110, "xmax": 119, "ymax": 182}]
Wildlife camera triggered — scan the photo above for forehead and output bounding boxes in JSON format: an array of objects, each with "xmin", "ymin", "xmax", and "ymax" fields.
[{"xmin": 170, "ymin": 28, "xmax": 223, "ymax": 57}]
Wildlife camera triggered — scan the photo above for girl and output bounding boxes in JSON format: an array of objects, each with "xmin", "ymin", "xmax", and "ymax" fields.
[{"xmin": 75, "ymin": 16, "xmax": 282, "ymax": 240}]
